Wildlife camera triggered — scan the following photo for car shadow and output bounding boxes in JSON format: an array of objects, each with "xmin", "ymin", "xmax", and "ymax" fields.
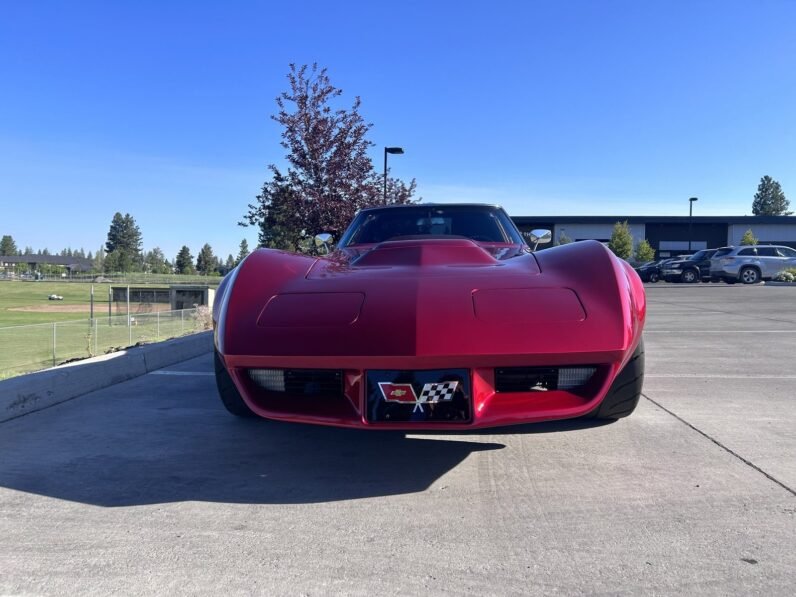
[
  {"xmin": 0, "ymin": 414, "xmax": 508, "ymax": 507},
  {"xmin": 0, "ymin": 373, "xmax": 612, "ymax": 508}
]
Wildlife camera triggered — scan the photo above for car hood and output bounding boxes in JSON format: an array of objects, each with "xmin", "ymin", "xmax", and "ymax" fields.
[{"xmin": 222, "ymin": 239, "xmax": 633, "ymax": 361}]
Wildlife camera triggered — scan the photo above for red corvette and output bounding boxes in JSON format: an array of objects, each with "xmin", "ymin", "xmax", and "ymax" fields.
[{"xmin": 213, "ymin": 204, "xmax": 645, "ymax": 429}]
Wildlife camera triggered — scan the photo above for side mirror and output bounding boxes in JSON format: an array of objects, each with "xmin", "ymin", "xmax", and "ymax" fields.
[
  {"xmin": 527, "ymin": 229, "xmax": 552, "ymax": 251},
  {"xmin": 314, "ymin": 233, "xmax": 334, "ymax": 254}
]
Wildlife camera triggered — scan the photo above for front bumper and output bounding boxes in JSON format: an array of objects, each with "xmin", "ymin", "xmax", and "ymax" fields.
[{"xmin": 223, "ymin": 354, "xmax": 624, "ymax": 430}]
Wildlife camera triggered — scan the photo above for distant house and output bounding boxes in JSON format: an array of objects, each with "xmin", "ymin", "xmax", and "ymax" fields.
[{"xmin": 0, "ymin": 255, "xmax": 93, "ymax": 275}]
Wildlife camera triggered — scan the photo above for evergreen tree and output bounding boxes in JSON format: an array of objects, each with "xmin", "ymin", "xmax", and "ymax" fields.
[
  {"xmin": 92, "ymin": 247, "xmax": 105, "ymax": 273},
  {"xmin": 175, "ymin": 246, "xmax": 195, "ymax": 275},
  {"xmin": 608, "ymin": 221, "xmax": 633, "ymax": 260},
  {"xmin": 105, "ymin": 212, "xmax": 143, "ymax": 272},
  {"xmin": 144, "ymin": 247, "xmax": 170, "ymax": 274},
  {"xmin": 225, "ymin": 254, "xmax": 236, "ymax": 271},
  {"xmin": 196, "ymin": 243, "xmax": 217, "ymax": 275},
  {"xmin": 237, "ymin": 239, "xmax": 250, "ymax": 264},
  {"xmin": 0, "ymin": 235, "xmax": 18, "ymax": 255},
  {"xmin": 752, "ymin": 176, "xmax": 791, "ymax": 215}
]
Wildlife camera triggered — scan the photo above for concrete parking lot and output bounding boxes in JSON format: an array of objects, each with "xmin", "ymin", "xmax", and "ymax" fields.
[{"xmin": 1, "ymin": 285, "xmax": 794, "ymax": 595}]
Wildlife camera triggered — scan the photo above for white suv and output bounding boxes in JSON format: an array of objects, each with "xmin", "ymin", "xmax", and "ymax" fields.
[{"xmin": 710, "ymin": 245, "xmax": 796, "ymax": 284}]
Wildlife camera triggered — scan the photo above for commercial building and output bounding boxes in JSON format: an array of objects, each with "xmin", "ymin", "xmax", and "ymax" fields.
[{"xmin": 511, "ymin": 215, "xmax": 796, "ymax": 257}]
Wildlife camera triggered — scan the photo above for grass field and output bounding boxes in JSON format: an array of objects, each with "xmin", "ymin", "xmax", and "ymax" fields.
[
  {"xmin": 0, "ymin": 281, "xmax": 115, "ymax": 326},
  {"xmin": 0, "ymin": 281, "xmax": 209, "ymax": 378}
]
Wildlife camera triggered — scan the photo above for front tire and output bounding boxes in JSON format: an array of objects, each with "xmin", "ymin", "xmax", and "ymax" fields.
[
  {"xmin": 648, "ymin": 271, "xmax": 659, "ymax": 283},
  {"xmin": 590, "ymin": 339, "xmax": 644, "ymax": 420},
  {"xmin": 214, "ymin": 350, "xmax": 257, "ymax": 418},
  {"xmin": 682, "ymin": 269, "xmax": 698, "ymax": 283}
]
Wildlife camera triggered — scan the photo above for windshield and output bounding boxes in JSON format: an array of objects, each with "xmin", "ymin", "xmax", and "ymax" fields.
[
  {"xmin": 690, "ymin": 250, "xmax": 709, "ymax": 260},
  {"xmin": 339, "ymin": 205, "xmax": 525, "ymax": 246}
]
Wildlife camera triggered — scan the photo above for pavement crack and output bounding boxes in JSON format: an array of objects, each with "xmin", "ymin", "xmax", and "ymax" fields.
[{"xmin": 642, "ymin": 393, "xmax": 796, "ymax": 498}]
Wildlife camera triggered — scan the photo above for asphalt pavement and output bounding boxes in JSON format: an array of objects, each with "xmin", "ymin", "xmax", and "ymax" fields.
[{"xmin": 1, "ymin": 284, "xmax": 794, "ymax": 595}]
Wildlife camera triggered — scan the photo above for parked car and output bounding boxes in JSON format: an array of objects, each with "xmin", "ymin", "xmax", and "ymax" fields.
[
  {"xmin": 710, "ymin": 245, "xmax": 796, "ymax": 284},
  {"xmin": 634, "ymin": 260, "xmax": 665, "ymax": 283},
  {"xmin": 48, "ymin": 294, "xmax": 64, "ymax": 300},
  {"xmin": 213, "ymin": 203, "xmax": 647, "ymax": 428},
  {"xmin": 662, "ymin": 249, "xmax": 718, "ymax": 283}
]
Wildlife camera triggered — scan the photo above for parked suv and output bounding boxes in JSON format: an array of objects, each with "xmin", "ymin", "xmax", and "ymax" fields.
[
  {"xmin": 710, "ymin": 245, "xmax": 796, "ymax": 284},
  {"xmin": 662, "ymin": 249, "xmax": 718, "ymax": 283}
]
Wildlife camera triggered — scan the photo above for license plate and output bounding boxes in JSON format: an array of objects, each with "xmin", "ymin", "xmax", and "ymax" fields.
[{"xmin": 366, "ymin": 369, "xmax": 471, "ymax": 423}]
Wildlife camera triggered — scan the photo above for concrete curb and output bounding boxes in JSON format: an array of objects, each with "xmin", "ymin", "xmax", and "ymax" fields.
[{"xmin": 0, "ymin": 331, "xmax": 213, "ymax": 423}]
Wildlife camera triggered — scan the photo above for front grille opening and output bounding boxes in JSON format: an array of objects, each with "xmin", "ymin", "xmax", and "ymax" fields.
[
  {"xmin": 248, "ymin": 368, "xmax": 343, "ymax": 396},
  {"xmin": 495, "ymin": 366, "xmax": 597, "ymax": 393},
  {"xmin": 244, "ymin": 368, "xmax": 356, "ymax": 420}
]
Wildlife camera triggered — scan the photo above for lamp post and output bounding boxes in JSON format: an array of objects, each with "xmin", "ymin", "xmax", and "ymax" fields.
[
  {"xmin": 688, "ymin": 197, "xmax": 698, "ymax": 252},
  {"xmin": 383, "ymin": 146, "xmax": 404, "ymax": 202}
]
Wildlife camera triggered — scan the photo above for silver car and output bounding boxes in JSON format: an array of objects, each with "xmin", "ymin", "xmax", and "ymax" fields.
[{"xmin": 710, "ymin": 245, "xmax": 796, "ymax": 284}]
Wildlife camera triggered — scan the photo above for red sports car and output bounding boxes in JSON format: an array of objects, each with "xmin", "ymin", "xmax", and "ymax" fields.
[{"xmin": 213, "ymin": 204, "xmax": 645, "ymax": 429}]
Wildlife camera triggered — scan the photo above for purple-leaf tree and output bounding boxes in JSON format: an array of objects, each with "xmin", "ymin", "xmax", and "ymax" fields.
[{"xmin": 241, "ymin": 63, "xmax": 417, "ymax": 251}]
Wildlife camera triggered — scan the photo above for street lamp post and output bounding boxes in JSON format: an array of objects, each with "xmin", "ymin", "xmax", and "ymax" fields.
[
  {"xmin": 688, "ymin": 197, "xmax": 698, "ymax": 252},
  {"xmin": 383, "ymin": 146, "xmax": 404, "ymax": 202}
]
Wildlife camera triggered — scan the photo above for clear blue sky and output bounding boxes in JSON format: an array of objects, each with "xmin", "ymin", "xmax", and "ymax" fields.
[{"xmin": 1, "ymin": 0, "xmax": 795, "ymax": 259}]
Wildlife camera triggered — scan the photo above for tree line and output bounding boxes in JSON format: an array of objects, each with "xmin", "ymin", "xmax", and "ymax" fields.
[{"xmin": 1, "ymin": 213, "xmax": 251, "ymax": 276}]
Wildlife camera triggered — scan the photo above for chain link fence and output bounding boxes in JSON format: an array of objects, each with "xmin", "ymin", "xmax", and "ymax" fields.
[{"xmin": 0, "ymin": 308, "xmax": 211, "ymax": 379}]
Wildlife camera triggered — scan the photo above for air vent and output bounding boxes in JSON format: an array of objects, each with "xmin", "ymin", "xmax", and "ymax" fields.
[
  {"xmin": 248, "ymin": 369, "xmax": 343, "ymax": 396},
  {"xmin": 495, "ymin": 367, "xmax": 597, "ymax": 393}
]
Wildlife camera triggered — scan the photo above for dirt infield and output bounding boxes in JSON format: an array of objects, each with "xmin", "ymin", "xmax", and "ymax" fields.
[
  {"xmin": 9, "ymin": 303, "xmax": 172, "ymax": 314},
  {"xmin": 9, "ymin": 304, "xmax": 94, "ymax": 313}
]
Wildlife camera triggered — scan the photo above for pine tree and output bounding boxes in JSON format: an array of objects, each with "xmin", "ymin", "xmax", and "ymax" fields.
[
  {"xmin": 175, "ymin": 246, "xmax": 195, "ymax": 275},
  {"xmin": 236, "ymin": 239, "xmax": 250, "ymax": 264},
  {"xmin": 196, "ymin": 243, "xmax": 217, "ymax": 275},
  {"xmin": 752, "ymin": 176, "xmax": 791, "ymax": 215},
  {"xmin": 104, "ymin": 212, "xmax": 143, "ymax": 272},
  {"xmin": 0, "ymin": 235, "xmax": 18, "ymax": 256}
]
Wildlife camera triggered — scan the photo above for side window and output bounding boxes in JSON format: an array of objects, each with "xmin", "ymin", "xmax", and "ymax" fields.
[
  {"xmin": 776, "ymin": 247, "xmax": 796, "ymax": 257},
  {"xmin": 756, "ymin": 247, "xmax": 777, "ymax": 257},
  {"xmin": 737, "ymin": 248, "xmax": 757, "ymax": 256}
]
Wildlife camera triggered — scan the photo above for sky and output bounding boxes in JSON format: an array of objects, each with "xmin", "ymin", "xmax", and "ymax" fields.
[{"xmin": 1, "ymin": 0, "xmax": 795, "ymax": 260}]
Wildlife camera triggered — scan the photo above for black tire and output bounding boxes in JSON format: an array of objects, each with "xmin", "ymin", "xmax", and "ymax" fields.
[
  {"xmin": 739, "ymin": 267, "xmax": 760, "ymax": 284},
  {"xmin": 681, "ymin": 269, "xmax": 698, "ymax": 283},
  {"xmin": 648, "ymin": 271, "xmax": 659, "ymax": 283},
  {"xmin": 590, "ymin": 339, "xmax": 645, "ymax": 420},
  {"xmin": 214, "ymin": 350, "xmax": 257, "ymax": 418}
]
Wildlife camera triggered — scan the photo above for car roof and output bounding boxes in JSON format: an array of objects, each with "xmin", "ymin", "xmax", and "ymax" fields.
[{"xmin": 358, "ymin": 203, "xmax": 504, "ymax": 212}]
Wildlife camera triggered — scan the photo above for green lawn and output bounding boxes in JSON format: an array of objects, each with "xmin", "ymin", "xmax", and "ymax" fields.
[
  {"xmin": 0, "ymin": 280, "xmax": 116, "ymax": 326},
  {"xmin": 0, "ymin": 280, "xmax": 210, "ymax": 378}
]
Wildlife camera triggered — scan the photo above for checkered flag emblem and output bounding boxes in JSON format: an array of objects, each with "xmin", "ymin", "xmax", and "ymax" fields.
[
  {"xmin": 378, "ymin": 380, "xmax": 460, "ymax": 413},
  {"xmin": 417, "ymin": 381, "xmax": 459, "ymax": 413}
]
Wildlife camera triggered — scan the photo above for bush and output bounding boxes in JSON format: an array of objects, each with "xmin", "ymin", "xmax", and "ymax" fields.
[{"xmin": 774, "ymin": 268, "xmax": 796, "ymax": 282}]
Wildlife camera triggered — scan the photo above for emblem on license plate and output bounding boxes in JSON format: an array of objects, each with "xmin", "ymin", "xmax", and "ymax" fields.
[{"xmin": 377, "ymin": 381, "xmax": 460, "ymax": 413}]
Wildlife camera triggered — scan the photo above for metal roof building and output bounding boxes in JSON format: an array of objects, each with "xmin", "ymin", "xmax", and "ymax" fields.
[{"xmin": 511, "ymin": 215, "xmax": 796, "ymax": 257}]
